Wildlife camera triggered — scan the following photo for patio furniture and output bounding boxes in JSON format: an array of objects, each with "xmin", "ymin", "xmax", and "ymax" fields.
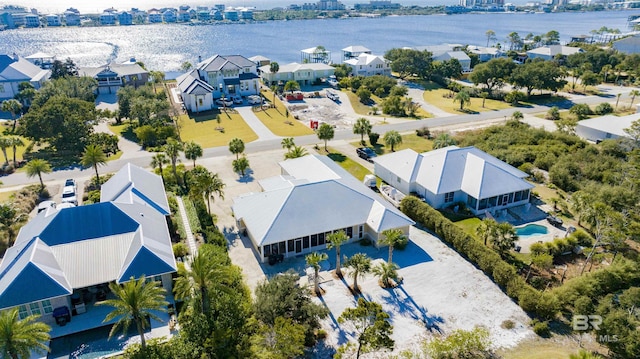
[{"xmin": 53, "ymin": 306, "xmax": 71, "ymax": 326}]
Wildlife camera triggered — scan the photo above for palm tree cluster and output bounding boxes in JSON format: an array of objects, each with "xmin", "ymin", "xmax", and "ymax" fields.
[
  {"xmin": 475, "ymin": 218, "xmax": 518, "ymax": 255},
  {"xmin": 281, "ymin": 137, "xmax": 308, "ymax": 159},
  {"xmin": 228, "ymin": 137, "xmax": 250, "ymax": 177},
  {"xmin": 0, "ymin": 136, "xmax": 25, "ymax": 167},
  {"xmin": 0, "ymin": 308, "xmax": 51, "ymax": 359}
]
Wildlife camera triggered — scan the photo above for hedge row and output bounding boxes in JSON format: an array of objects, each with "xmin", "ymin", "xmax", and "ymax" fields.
[{"xmin": 401, "ymin": 196, "xmax": 556, "ymax": 319}]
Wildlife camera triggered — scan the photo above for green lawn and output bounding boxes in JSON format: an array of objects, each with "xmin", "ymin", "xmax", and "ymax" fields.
[
  {"xmin": 453, "ymin": 217, "xmax": 482, "ymax": 237},
  {"xmin": 177, "ymin": 110, "xmax": 258, "ymax": 148},
  {"xmin": 343, "ymin": 90, "xmax": 432, "ymax": 119},
  {"xmin": 422, "ymin": 82, "xmax": 512, "ymax": 114},
  {"xmin": 0, "ymin": 191, "xmax": 16, "ymax": 203},
  {"xmin": 354, "ymin": 133, "xmax": 433, "ymax": 156},
  {"xmin": 325, "ymin": 148, "xmax": 372, "ymax": 181},
  {"xmin": 254, "ymin": 89, "xmax": 314, "ymax": 137}
]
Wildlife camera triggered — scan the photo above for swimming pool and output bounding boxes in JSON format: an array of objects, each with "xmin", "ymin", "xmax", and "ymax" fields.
[
  {"xmin": 516, "ymin": 224, "xmax": 548, "ymax": 237},
  {"xmin": 48, "ymin": 324, "xmax": 143, "ymax": 359}
]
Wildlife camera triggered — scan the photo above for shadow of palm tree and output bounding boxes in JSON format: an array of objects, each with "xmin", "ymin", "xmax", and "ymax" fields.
[{"xmin": 381, "ymin": 284, "xmax": 444, "ymax": 334}]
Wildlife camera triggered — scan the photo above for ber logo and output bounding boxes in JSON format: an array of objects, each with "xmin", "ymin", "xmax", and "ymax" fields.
[{"xmin": 572, "ymin": 314, "xmax": 602, "ymax": 331}]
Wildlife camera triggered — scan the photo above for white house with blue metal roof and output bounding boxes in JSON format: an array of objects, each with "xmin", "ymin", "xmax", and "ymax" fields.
[
  {"xmin": 0, "ymin": 163, "xmax": 176, "ymax": 332},
  {"xmin": 233, "ymin": 155, "xmax": 415, "ymax": 262},
  {"xmin": 373, "ymin": 146, "xmax": 534, "ymax": 215}
]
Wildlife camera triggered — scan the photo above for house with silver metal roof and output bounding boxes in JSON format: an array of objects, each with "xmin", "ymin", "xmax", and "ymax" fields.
[
  {"xmin": 575, "ymin": 113, "xmax": 640, "ymax": 143},
  {"xmin": 373, "ymin": 146, "xmax": 534, "ymax": 215},
  {"xmin": 344, "ymin": 53, "xmax": 391, "ymax": 77},
  {"xmin": 0, "ymin": 163, "xmax": 176, "ymax": 336},
  {"xmin": 258, "ymin": 62, "xmax": 335, "ymax": 87},
  {"xmin": 79, "ymin": 63, "xmax": 148, "ymax": 94},
  {"xmin": 0, "ymin": 54, "xmax": 50, "ymax": 102},
  {"xmin": 233, "ymin": 155, "xmax": 414, "ymax": 262}
]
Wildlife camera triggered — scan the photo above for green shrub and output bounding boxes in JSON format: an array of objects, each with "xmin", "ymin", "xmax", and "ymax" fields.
[
  {"xmin": 530, "ymin": 242, "xmax": 546, "ymax": 256},
  {"xmin": 394, "ymin": 235, "xmax": 409, "ymax": 250},
  {"xmin": 172, "ymin": 242, "xmax": 189, "ymax": 258},
  {"xmin": 501, "ymin": 320, "xmax": 516, "ymax": 329},
  {"xmin": 518, "ymin": 162, "xmax": 535, "ymax": 175},
  {"xmin": 594, "ymin": 102, "xmax": 613, "ymax": 115},
  {"xmin": 182, "ymin": 197, "xmax": 202, "ymax": 234},
  {"xmin": 369, "ymin": 132, "xmax": 380, "ymax": 146},
  {"xmin": 203, "ymin": 229, "xmax": 227, "ymax": 247},
  {"xmin": 531, "ymin": 319, "xmax": 550, "ymax": 337}
]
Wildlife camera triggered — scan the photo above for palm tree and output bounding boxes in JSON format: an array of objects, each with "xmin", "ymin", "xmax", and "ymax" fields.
[
  {"xmin": 616, "ymin": 93, "xmax": 622, "ymax": 110},
  {"xmin": 149, "ymin": 71, "xmax": 165, "ymax": 94},
  {"xmin": 0, "ymin": 137, "xmax": 10, "ymax": 165},
  {"xmin": 0, "ymin": 203, "xmax": 26, "ymax": 246},
  {"xmin": 305, "ymin": 251, "xmax": 328, "ymax": 295},
  {"xmin": 184, "ymin": 141, "xmax": 203, "ymax": 167},
  {"xmin": 24, "ymin": 159, "xmax": 52, "ymax": 189},
  {"xmin": 81, "ymin": 144, "xmax": 107, "ymax": 185},
  {"xmin": 281, "ymin": 137, "xmax": 295, "ymax": 151},
  {"xmin": 8, "ymin": 137, "xmax": 23, "ymax": 166},
  {"xmin": 284, "ymin": 80, "xmax": 300, "ymax": 94},
  {"xmin": 345, "ymin": 253, "xmax": 371, "ymax": 293},
  {"xmin": 1, "ymin": 99, "xmax": 22, "ymax": 132},
  {"xmin": 189, "ymin": 166, "xmax": 225, "ymax": 214},
  {"xmin": 480, "ymin": 92, "xmax": 488, "ymax": 108},
  {"xmin": 630, "ymin": 89, "xmax": 640, "ymax": 108},
  {"xmin": 164, "ymin": 138, "xmax": 183, "ymax": 185},
  {"xmin": 0, "ymin": 308, "xmax": 51, "ymax": 359},
  {"xmin": 485, "ymin": 29, "xmax": 496, "ymax": 47},
  {"xmin": 228, "ymin": 138, "xmax": 245, "ymax": 160},
  {"xmin": 284, "ymin": 145, "xmax": 308, "ymax": 159},
  {"xmin": 174, "ymin": 250, "xmax": 229, "ymax": 314},
  {"xmin": 233, "ymin": 156, "xmax": 250, "ymax": 177},
  {"xmin": 326, "ymin": 230, "xmax": 349, "ymax": 277},
  {"xmin": 99, "ymin": 276, "xmax": 167, "ymax": 352},
  {"xmin": 353, "ymin": 118, "xmax": 372, "ymax": 145},
  {"xmin": 372, "ymin": 261, "xmax": 400, "ymax": 288},
  {"xmin": 511, "ymin": 110, "xmax": 524, "ymax": 121},
  {"xmin": 150, "ymin": 153, "xmax": 169, "ymax": 182},
  {"xmin": 476, "ymin": 218, "xmax": 497, "ymax": 246},
  {"xmin": 379, "ymin": 228, "xmax": 405, "ymax": 264},
  {"xmin": 269, "ymin": 62, "xmax": 279, "ymax": 82},
  {"xmin": 383, "ymin": 130, "xmax": 402, "ymax": 152},
  {"xmin": 433, "ymin": 133, "xmax": 457, "ymax": 149},
  {"xmin": 316, "ymin": 123, "xmax": 334, "ymax": 152},
  {"xmin": 453, "ymin": 90, "xmax": 471, "ymax": 110}
]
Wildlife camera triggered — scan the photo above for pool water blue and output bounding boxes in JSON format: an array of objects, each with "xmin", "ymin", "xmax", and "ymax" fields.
[
  {"xmin": 516, "ymin": 224, "xmax": 548, "ymax": 237},
  {"xmin": 48, "ymin": 324, "xmax": 142, "ymax": 359}
]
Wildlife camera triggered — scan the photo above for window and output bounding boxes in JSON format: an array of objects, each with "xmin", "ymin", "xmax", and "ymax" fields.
[
  {"xmin": 358, "ymin": 225, "xmax": 364, "ymax": 239},
  {"xmin": 397, "ymin": 176, "xmax": 401, "ymax": 183},
  {"xmin": 487, "ymin": 196, "xmax": 497, "ymax": 208},
  {"xmin": 467, "ymin": 195, "xmax": 477, "ymax": 209},
  {"xmin": 311, "ymin": 234, "xmax": 318, "ymax": 247},
  {"xmin": 303, "ymin": 237, "xmax": 310, "ymax": 249},
  {"xmin": 29, "ymin": 302, "xmax": 41, "ymax": 316},
  {"xmin": 41, "ymin": 300, "xmax": 52, "ymax": 314},
  {"xmin": 264, "ymin": 245, "xmax": 271, "ymax": 257},
  {"xmin": 444, "ymin": 192, "xmax": 454, "ymax": 203},
  {"xmin": 288, "ymin": 239, "xmax": 294, "ymax": 252},
  {"xmin": 198, "ymin": 98, "xmax": 203, "ymax": 106},
  {"xmin": 18, "ymin": 305, "xmax": 28, "ymax": 320},
  {"xmin": 346, "ymin": 227, "xmax": 353, "ymax": 238},
  {"xmin": 318, "ymin": 232, "xmax": 325, "ymax": 245},
  {"xmin": 279, "ymin": 242, "xmax": 286, "ymax": 254}
]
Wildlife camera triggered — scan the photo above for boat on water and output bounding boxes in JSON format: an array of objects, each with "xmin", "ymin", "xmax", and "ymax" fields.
[{"xmin": 379, "ymin": 184, "xmax": 405, "ymax": 208}]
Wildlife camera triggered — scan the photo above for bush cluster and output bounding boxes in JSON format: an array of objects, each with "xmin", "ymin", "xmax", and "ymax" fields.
[{"xmin": 400, "ymin": 196, "xmax": 554, "ymax": 319}]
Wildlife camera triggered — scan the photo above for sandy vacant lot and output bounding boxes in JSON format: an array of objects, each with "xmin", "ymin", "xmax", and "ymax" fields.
[{"xmin": 306, "ymin": 226, "xmax": 534, "ymax": 357}]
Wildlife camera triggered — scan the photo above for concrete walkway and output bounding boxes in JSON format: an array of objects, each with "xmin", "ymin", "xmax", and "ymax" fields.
[
  {"xmin": 236, "ymin": 107, "xmax": 281, "ymax": 141},
  {"xmin": 95, "ymin": 121, "xmax": 150, "ymax": 160},
  {"xmin": 176, "ymin": 196, "xmax": 198, "ymax": 257}
]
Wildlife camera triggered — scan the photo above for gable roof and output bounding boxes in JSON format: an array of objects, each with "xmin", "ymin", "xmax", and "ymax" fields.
[
  {"xmin": 197, "ymin": 54, "xmax": 255, "ymax": 72},
  {"xmin": 344, "ymin": 54, "xmax": 387, "ymax": 66},
  {"xmin": 526, "ymin": 45, "xmax": 583, "ymax": 57},
  {"xmin": 576, "ymin": 113, "xmax": 639, "ymax": 138},
  {"xmin": 79, "ymin": 63, "xmax": 147, "ymax": 78},
  {"xmin": 100, "ymin": 163, "xmax": 171, "ymax": 215},
  {"xmin": 176, "ymin": 69, "xmax": 215, "ymax": 95},
  {"xmin": 233, "ymin": 155, "xmax": 414, "ymax": 246},
  {"xmin": 342, "ymin": 45, "xmax": 371, "ymax": 53},
  {"xmin": 0, "ymin": 54, "xmax": 47, "ymax": 82},
  {"xmin": 0, "ymin": 164, "xmax": 176, "ymax": 310},
  {"xmin": 259, "ymin": 62, "xmax": 335, "ymax": 74},
  {"xmin": 374, "ymin": 146, "xmax": 533, "ymax": 200}
]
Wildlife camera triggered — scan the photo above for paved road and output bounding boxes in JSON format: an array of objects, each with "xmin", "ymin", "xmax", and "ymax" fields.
[{"xmin": 1, "ymin": 86, "xmax": 634, "ymax": 188}]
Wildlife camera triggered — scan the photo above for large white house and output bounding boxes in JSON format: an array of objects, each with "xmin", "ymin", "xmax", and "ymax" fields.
[
  {"xmin": 233, "ymin": 155, "xmax": 415, "ymax": 262},
  {"xmin": 177, "ymin": 54, "xmax": 260, "ymax": 112},
  {"xmin": 79, "ymin": 63, "xmax": 149, "ymax": 94},
  {"xmin": 259, "ymin": 62, "xmax": 335, "ymax": 86},
  {"xmin": 0, "ymin": 54, "xmax": 50, "ymax": 101},
  {"xmin": 576, "ymin": 113, "xmax": 640, "ymax": 143},
  {"xmin": 413, "ymin": 44, "xmax": 472, "ymax": 72},
  {"xmin": 526, "ymin": 45, "xmax": 583, "ymax": 61},
  {"xmin": 0, "ymin": 164, "xmax": 176, "ymax": 335},
  {"xmin": 373, "ymin": 146, "xmax": 534, "ymax": 215},
  {"xmin": 344, "ymin": 53, "xmax": 391, "ymax": 77}
]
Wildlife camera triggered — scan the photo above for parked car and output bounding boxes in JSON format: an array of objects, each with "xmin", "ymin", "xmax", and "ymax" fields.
[
  {"xmin": 248, "ymin": 95, "xmax": 262, "ymax": 105},
  {"xmin": 356, "ymin": 147, "xmax": 376, "ymax": 161},
  {"xmin": 232, "ymin": 96, "xmax": 243, "ymax": 104},
  {"xmin": 61, "ymin": 186, "xmax": 78, "ymax": 206},
  {"xmin": 326, "ymin": 90, "xmax": 339, "ymax": 102},
  {"xmin": 546, "ymin": 215, "xmax": 563, "ymax": 227},
  {"xmin": 216, "ymin": 98, "xmax": 233, "ymax": 107},
  {"xmin": 327, "ymin": 75, "xmax": 338, "ymax": 88},
  {"xmin": 285, "ymin": 92, "xmax": 304, "ymax": 101},
  {"xmin": 64, "ymin": 179, "xmax": 76, "ymax": 188}
]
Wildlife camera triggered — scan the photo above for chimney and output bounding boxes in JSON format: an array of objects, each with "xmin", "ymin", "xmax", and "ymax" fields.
[{"xmin": 198, "ymin": 55, "xmax": 202, "ymax": 63}]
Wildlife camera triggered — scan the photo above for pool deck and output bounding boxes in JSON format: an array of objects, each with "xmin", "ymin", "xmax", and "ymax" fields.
[
  {"xmin": 514, "ymin": 219, "xmax": 567, "ymax": 254},
  {"xmin": 32, "ymin": 295, "xmax": 176, "ymax": 359}
]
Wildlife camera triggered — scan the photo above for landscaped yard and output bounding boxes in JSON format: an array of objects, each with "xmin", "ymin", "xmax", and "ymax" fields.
[
  {"xmin": 421, "ymin": 82, "xmax": 513, "ymax": 114},
  {"xmin": 343, "ymin": 90, "xmax": 432, "ymax": 119},
  {"xmin": 0, "ymin": 190, "xmax": 16, "ymax": 203},
  {"xmin": 177, "ymin": 110, "xmax": 258, "ymax": 148},
  {"xmin": 254, "ymin": 89, "xmax": 314, "ymax": 137},
  {"xmin": 351, "ymin": 133, "xmax": 433, "ymax": 156},
  {"xmin": 325, "ymin": 147, "xmax": 374, "ymax": 182}
]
